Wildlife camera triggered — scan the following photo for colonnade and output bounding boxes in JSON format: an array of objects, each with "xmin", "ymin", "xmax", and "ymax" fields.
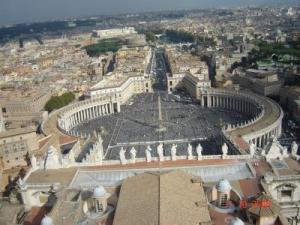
[
  {"xmin": 58, "ymin": 97, "xmax": 120, "ymax": 133},
  {"xmin": 248, "ymin": 125, "xmax": 282, "ymax": 148},
  {"xmin": 201, "ymin": 94, "xmax": 261, "ymax": 117},
  {"xmin": 200, "ymin": 88, "xmax": 283, "ymax": 149},
  {"xmin": 242, "ymin": 102, "xmax": 283, "ymax": 148}
]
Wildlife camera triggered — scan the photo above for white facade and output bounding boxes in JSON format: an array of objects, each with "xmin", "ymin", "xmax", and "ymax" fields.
[
  {"xmin": 89, "ymin": 75, "xmax": 152, "ymax": 104},
  {"xmin": 0, "ymin": 109, "xmax": 5, "ymax": 132},
  {"xmin": 262, "ymin": 173, "xmax": 300, "ymax": 225},
  {"xmin": 92, "ymin": 27, "xmax": 137, "ymax": 39}
]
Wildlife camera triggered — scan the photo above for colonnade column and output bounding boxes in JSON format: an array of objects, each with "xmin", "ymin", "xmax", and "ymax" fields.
[{"xmin": 207, "ymin": 95, "xmax": 211, "ymax": 107}]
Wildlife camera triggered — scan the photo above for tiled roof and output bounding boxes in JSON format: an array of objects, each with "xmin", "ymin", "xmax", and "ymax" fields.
[
  {"xmin": 113, "ymin": 171, "xmax": 212, "ymax": 225},
  {"xmin": 248, "ymin": 193, "xmax": 280, "ymax": 217}
]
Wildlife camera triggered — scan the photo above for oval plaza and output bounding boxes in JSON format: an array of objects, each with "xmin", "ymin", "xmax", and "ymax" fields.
[{"xmin": 56, "ymin": 81, "xmax": 283, "ymax": 157}]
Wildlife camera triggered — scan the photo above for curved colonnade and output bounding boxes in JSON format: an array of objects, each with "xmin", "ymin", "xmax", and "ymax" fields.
[
  {"xmin": 57, "ymin": 95, "xmax": 121, "ymax": 133},
  {"xmin": 55, "ymin": 88, "xmax": 283, "ymax": 150},
  {"xmin": 199, "ymin": 88, "xmax": 283, "ymax": 148}
]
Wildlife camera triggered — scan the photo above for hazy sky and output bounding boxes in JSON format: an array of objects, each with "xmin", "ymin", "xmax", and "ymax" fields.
[{"xmin": 0, "ymin": 0, "xmax": 298, "ymax": 26}]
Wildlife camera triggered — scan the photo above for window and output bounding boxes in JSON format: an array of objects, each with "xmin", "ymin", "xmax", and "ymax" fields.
[
  {"xmin": 96, "ymin": 201, "xmax": 103, "ymax": 212},
  {"xmin": 251, "ymin": 217, "xmax": 257, "ymax": 225},
  {"xmin": 220, "ymin": 193, "xmax": 228, "ymax": 207},
  {"xmin": 169, "ymin": 81, "xmax": 173, "ymax": 86},
  {"xmin": 281, "ymin": 190, "xmax": 292, "ymax": 198},
  {"xmin": 2, "ymin": 108, "xmax": 6, "ymax": 113},
  {"xmin": 145, "ymin": 83, "xmax": 148, "ymax": 88}
]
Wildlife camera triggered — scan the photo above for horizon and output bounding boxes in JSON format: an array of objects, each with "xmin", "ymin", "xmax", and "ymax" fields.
[{"xmin": 0, "ymin": 0, "xmax": 299, "ymax": 27}]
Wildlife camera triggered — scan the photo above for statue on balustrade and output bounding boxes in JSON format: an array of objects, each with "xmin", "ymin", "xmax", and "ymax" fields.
[
  {"xmin": 196, "ymin": 143, "xmax": 203, "ymax": 160},
  {"xmin": 119, "ymin": 147, "xmax": 127, "ymax": 165},
  {"xmin": 291, "ymin": 141, "xmax": 299, "ymax": 159},
  {"xmin": 68, "ymin": 149, "xmax": 75, "ymax": 163},
  {"xmin": 282, "ymin": 146, "xmax": 289, "ymax": 158},
  {"xmin": 249, "ymin": 140, "xmax": 256, "ymax": 157},
  {"xmin": 157, "ymin": 143, "xmax": 164, "ymax": 162},
  {"xmin": 130, "ymin": 147, "xmax": 137, "ymax": 163},
  {"xmin": 222, "ymin": 143, "xmax": 228, "ymax": 157},
  {"xmin": 187, "ymin": 143, "xmax": 193, "ymax": 160},
  {"xmin": 171, "ymin": 144, "xmax": 177, "ymax": 161},
  {"xmin": 145, "ymin": 145, "xmax": 152, "ymax": 163}
]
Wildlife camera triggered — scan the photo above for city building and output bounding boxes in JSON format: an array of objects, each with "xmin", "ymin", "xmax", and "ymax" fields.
[
  {"xmin": 165, "ymin": 47, "xmax": 210, "ymax": 93},
  {"xmin": 280, "ymin": 86, "xmax": 300, "ymax": 124},
  {"xmin": 0, "ymin": 126, "xmax": 38, "ymax": 169},
  {"xmin": 92, "ymin": 27, "xmax": 137, "ymax": 39},
  {"xmin": 233, "ymin": 69, "xmax": 283, "ymax": 96},
  {"xmin": 0, "ymin": 88, "xmax": 51, "ymax": 129},
  {"xmin": 87, "ymin": 46, "xmax": 153, "ymax": 104},
  {"xmin": 0, "ymin": 108, "xmax": 5, "ymax": 132}
]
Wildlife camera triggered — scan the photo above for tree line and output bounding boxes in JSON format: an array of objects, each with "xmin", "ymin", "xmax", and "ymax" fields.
[{"xmin": 44, "ymin": 92, "xmax": 75, "ymax": 112}]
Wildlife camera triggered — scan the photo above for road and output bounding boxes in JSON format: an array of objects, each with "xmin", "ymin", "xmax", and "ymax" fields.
[{"xmin": 151, "ymin": 47, "xmax": 168, "ymax": 92}]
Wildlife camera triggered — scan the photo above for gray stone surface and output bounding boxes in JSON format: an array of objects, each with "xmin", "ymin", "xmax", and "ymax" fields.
[
  {"xmin": 72, "ymin": 93, "xmax": 250, "ymax": 159},
  {"xmin": 69, "ymin": 162, "xmax": 255, "ymax": 188}
]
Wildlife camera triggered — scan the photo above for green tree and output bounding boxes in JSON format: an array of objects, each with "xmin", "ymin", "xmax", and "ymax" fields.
[
  {"xmin": 83, "ymin": 38, "xmax": 124, "ymax": 57},
  {"xmin": 165, "ymin": 30, "xmax": 195, "ymax": 43},
  {"xmin": 44, "ymin": 92, "xmax": 75, "ymax": 112},
  {"xmin": 145, "ymin": 31, "xmax": 156, "ymax": 42}
]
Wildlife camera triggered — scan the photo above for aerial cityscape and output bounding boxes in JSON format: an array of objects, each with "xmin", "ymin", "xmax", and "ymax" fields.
[{"xmin": 0, "ymin": 1, "xmax": 299, "ymax": 225}]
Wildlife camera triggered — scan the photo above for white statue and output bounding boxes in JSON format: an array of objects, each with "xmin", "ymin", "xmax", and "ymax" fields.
[
  {"xmin": 157, "ymin": 143, "xmax": 164, "ymax": 162},
  {"xmin": 249, "ymin": 140, "xmax": 256, "ymax": 156},
  {"xmin": 171, "ymin": 144, "xmax": 177, "ymax": 161},
  {"xmin": 196, "ymin": 143, "xmax": 203, "ymax": 160},
  {"xmin": 119, "ymin": 147, "xmax": 127, "ymax": 165},
  {"xmin": 130, "ymin": 147, "xmax": 137, "ymax": 163},
  {"xmin": 187, "ymin": 143, "xmax": 193, "ymax": 160},
  {"xmin": 272, "ymin": 136, "xmax": 278, "ymax": 144},
  {"xmin": 145, "ymin": 145, "xmax": 152, "ymax": 163},
  {"xmin": 97, "ymin": 145, "xmax": 103, "ymax": 164},
  {"xmin": 30, "ymin": 154, "xmax": 37, "ymax": 169},
  {"xmin": 264, "ymin": 136, "xmax": 286, "ymax": 161},
  {"xmin": 96, "ymin": 134, "xmax": 104, "ymax": 163},
  {"xmin": 291, "ymin": 141, "xmax": 299, "ymax": 158},
  {"xmin": 17, "ymin": 178, "xmax": 25, "ymax": 189},
  {"xmin": 282, "ymin": 146, "xmax": 289, "ymax": 158},
  {"xmin": 222, "ymin": 143, "xmax": 228, "ymax": 157},
  {"xmin": 44, "ymin": 146, "xmax": 62, "ymax": 170},
  {"xmin": 68, "ymin": 149, "xmax": 75, "ymax": 163},
  {"xmin": 85, "ymin": 152, "xmax": 93, "ymax": 163}
]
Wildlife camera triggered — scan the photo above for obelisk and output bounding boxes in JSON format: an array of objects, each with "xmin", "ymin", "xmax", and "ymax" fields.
[{"xmin": 156, "ymin": 94, "xmax": 166, "ymax": 132}]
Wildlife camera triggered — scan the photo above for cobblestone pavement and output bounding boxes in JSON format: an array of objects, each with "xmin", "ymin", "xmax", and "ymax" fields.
[{"xmin": 72, "ymin": 92, "xmax": 250, "ymax": 159}]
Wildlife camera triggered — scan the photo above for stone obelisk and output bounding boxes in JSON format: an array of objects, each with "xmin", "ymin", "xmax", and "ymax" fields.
[{"xmin": 156, "ymin": 94, "xmax": 166, "ymax": 132}]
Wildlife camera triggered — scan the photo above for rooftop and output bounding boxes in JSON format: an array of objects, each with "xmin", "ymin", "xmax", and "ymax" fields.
[
  {"xmin": 113, "ymin": 170, "xmax": 211, "ymax": 225},
  {"xmin": 0, "ymin": 126, "xmax": 36, "ymax": 139}
]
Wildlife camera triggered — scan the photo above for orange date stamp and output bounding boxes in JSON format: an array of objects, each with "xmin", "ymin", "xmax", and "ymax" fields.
[{"xmin": 239, "ymin": 199, "xmax": 271, "ymax": 209}]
